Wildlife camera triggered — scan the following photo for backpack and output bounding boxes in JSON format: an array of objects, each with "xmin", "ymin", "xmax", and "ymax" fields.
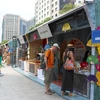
[{"xmin": 40, "ymin": 49, "xmax": 51, "ymax": 69}]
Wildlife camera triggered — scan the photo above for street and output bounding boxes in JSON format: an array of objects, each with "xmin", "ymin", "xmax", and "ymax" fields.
[{"xmin": 0, "ymin": 66, "xmax": 65, "ymax": 100}]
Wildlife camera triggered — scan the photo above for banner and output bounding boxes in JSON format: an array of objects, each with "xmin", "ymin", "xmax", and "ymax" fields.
[{"xmin": 37, "ymin": 24, "xmax": 52, "ymax": 39}]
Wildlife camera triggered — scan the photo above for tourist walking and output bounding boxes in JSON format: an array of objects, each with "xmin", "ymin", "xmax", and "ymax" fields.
[{"xmin": 44, "ymin": 43, "xmax": 60, "ymax": 95}]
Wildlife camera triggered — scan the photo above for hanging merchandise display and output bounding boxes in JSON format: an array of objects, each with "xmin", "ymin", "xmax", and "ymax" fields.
[
  {"xmin": 97, "ymin": 47, "xmax": 100, "ymax": 55},
  {"xmin": 86, "ymin": 39, "xmax": 100, "ymax": 47},
  {"xmin": 95, "ymin": 64, "xmax": 100, "ymax": 72},
  {"xmin": 80, "ymin": 62, "xmax": 89, "ymax": 68},
  {"xmin": 96, "ymin": 72, "xmax": 100, "ymax": 80},
  {"xmin": 96, "ymin": 71, "xmax": 100, "ymax": 86},
  {"xmin": 97, "ymin": 55, "xmax": 100, "ymax": 62},
  {"xmin": 87, "ymin": 74, "xmax": 98, "ymax": 83},
  {"xmin": 86, "ymin": 55, "xmax": 99, "ymax": 64},
  {"xmin": 96, "ymin": 81, "xmax": 100, "ymax": 86},
  {"xmin": 75, "ymin": 61, "xmax": 81, "ymax": 69}
]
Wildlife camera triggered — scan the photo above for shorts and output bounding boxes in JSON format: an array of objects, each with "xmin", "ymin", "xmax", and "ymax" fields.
[{"xmin": 44, "ymin": 68, "xmax": 53, "ymax": 84}]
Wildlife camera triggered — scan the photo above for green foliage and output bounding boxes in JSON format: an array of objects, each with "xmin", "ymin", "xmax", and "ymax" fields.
[
  {"xmin": 1, "ymin": 40, "xmax": 9, "ymax": 45},
  {"xmin": 59, "ymin": 4, "xmax": 76, "ymax": 14},
  {"xmin": 29, "ymin": 17, "xmax": 52, "ymax": 31}
]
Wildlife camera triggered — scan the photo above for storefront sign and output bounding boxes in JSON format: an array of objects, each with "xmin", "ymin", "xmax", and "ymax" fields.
[
  {"xmin": 37, "ymin": 24, "xmax": 52, "ymax": 39},
  {"xmin": 92, "ymin": 30, "xmax": 100, "ymax": 44},
  {"xmin": 18, "ymin": 35, "xmax": 25, "ymax": 44}
]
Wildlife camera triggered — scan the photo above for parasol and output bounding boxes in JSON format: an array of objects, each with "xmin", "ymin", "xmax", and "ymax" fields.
[
  {"xmin": 96, "ymin": 81, "xmax": 100, "ymax": 86},
  {"xmin": 87, "ymin": 74, "xmax": 98, "ymax": 83},
  {"xmin": 86, "ymin": 39, "xmax": 100, "ymax": 47},
  {"xmin": 96, "ymin": 71, "xmax": 100, "ymax": 80},
  {"xmin": 95, "ymin": 64, "xmax": 100, "ymax": 71},
  {"xmin": 86, "ymin": 55, "xmax": 99, "ymax": 64},
  {"xmin": 80, "ymin": 62, "xmax": 89, "ymax": 68}
]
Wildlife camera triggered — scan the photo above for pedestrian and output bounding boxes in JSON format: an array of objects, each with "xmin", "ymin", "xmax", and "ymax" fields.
[
  {"xmin": 61, "ymin": 44, "xmax": 78, "ymax": 96},
  {"xmin": 44, "ymin": 43, "xmax": 60, "ymax": 95},
  {"xmin": 6, "ymin": 51, "xmax": 10, "ymax": 66},
  {"xmin": 0, "ymin": 46, "xmax": 3, "ymax": 76}
]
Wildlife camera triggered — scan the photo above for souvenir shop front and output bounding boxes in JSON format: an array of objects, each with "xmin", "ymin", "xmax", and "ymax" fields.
[
  {"xmin": 23, "ymin": 27, "xmax": 52, "ymax": 76},
  {"xmin": 47, "ymin": 5, "xmax": 93, "ymax": 99}
]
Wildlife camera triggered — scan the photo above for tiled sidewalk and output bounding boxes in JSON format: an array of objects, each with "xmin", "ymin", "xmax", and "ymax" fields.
[
  {"xmin": 0, "ymin": 66, "xmax": 65, "ymax": 100},
  {"xmin": 14, "ymin": 67, "xmax": 89, "ymax": 100}
]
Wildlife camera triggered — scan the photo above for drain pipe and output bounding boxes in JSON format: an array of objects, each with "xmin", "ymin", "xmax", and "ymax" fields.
[{"xmin": 90, "ymin": 46, "xmax": 95, "ymax": 100}]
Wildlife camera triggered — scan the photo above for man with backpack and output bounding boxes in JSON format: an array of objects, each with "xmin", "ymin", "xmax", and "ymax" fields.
[{"xmin": 44, "ymin": 43, "xmax": 60, "ymax": 95}]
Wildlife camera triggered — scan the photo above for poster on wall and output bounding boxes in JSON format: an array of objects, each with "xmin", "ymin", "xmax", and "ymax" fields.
[
  {"xmin": 69, "ymin": 38, "xmax": 86, "ymax": 62},
  {"xmin": 37, "ymin": 24, "xmax": 52, "ymax": 39}
]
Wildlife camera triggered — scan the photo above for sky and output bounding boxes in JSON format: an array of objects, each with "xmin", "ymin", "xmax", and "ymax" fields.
[{"xmin": 0, "ymin": 0, "xmax": 37, "ymax": 42}]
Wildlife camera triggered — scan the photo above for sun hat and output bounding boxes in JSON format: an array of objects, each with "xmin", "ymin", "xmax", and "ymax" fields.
[
  {"xmin": 67, "ymin": 44, "xmax": 74, "ymax": 47},
  {"xmin": 53, "ymin": 43, "xmax": 60, "ymax": 49}
]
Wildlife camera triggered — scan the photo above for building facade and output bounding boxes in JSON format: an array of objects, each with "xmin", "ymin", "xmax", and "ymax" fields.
[
  {"xmin": 2, "ymin": 14, "xmax": 27, "ymax": 41},
  {"xmin": 35, "ymin": 0, "xmax": 59, "ymax": 24},
  {"xmin": 2, "ymin": 14, "xmax": 20, "ymax": 41},
  {"xmin": 35, "ymin": 0, "xmax": 85, "ymax": 24},
  {"xmin": 27, "ymin": 17, "xmax": 35, "ymax": 32},
  {"xmin": 74, "ymin": 0, "xmax": 85, "ymax": 6},
  {"xmin": 20, "ymin": 18, "xmax": 27, "ymax": 35}
]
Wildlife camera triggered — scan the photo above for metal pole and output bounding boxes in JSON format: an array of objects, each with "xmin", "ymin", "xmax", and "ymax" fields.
[{"xmin": 90, "ymin": 46, "xmax": 95, "ymax": 100}]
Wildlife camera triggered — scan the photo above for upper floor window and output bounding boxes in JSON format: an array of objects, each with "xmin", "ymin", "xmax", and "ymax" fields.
[
  {"xmin": 55, "ymin": 7, "xmax": 57, "ymax": 11},
  {"xmin": 55, "ymin": 1, "xmax": 57, "ymax": 5},
  {"xmin": 47, "ymin": 1, "xmax": 49, "ymax": 3},
  {"xmin": 47, "ymin": 12, "xmax": 49, "ymax": 15},
  {"xmin": 47, "ymin": 6, "xmax": 49, "ymax": 10},
  {"xmin": 55, "ymin": 14, "xmax": 57, "ymax": 17},
  {"xmin": 52, "ymin": 4, "xmax": 54, "ymax": 7}
]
